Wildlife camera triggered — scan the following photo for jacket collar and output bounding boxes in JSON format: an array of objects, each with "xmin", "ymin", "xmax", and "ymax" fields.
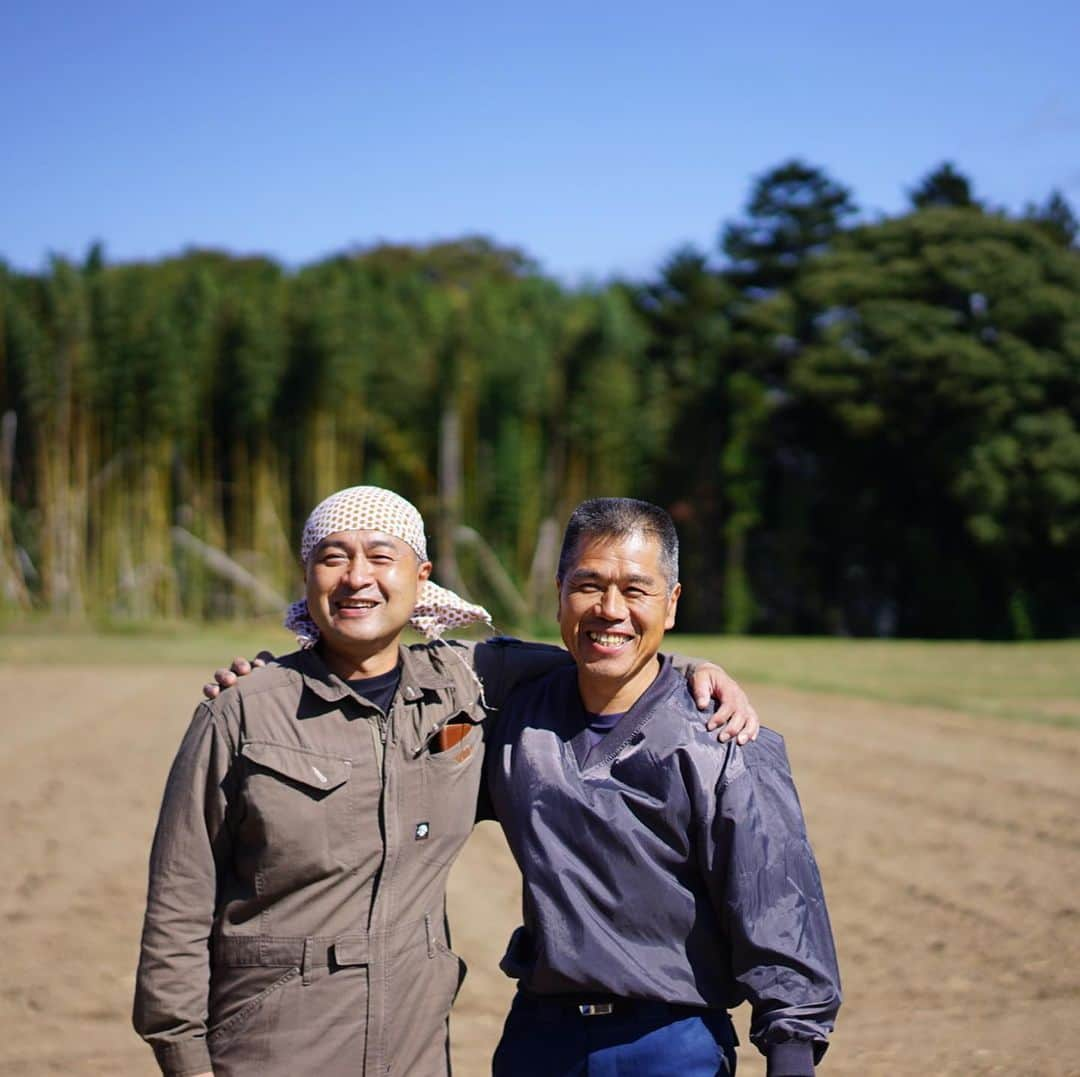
[
  {"xmin": 398, "ymin": 641, "xmax": 458, "ymax": 701},
  {"xmin": 289, "ymin": 641, "xmax": 457, "ymax": 705},
  {"xmin": 569, "ymin": 654, "xmax": 680, "ymax": 770}
]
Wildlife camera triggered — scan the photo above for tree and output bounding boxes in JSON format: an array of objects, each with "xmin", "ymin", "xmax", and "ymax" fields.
[
  {"xmin": 909, "ymin": 161, "xmax": 980, "ymax": 210},
  {"xmin": 1024, "ymin": 190, "xmax": 1079, "ymax": 248},
  {"xmin": 634, "ymin": 246, "xmax": 776, "ymax": 632},
  {"xmin": 790, "ymin": 207, "xmax": 1080, "ymax": 636},
  {"xmin": 721, "ymin": 160, "xmax": 858, "ymax": 292}
]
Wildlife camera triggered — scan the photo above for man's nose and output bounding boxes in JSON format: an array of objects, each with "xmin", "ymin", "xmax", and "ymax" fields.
[
  {"xmin": 598, "ymin": 586, "xmax": 627, "ymax": 620},
  {"xmin": 343, "ymin": 557, "xmax": 375, "ymax": 589}
]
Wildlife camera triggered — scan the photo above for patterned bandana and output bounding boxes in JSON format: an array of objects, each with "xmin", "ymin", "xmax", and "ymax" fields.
[{"xmin": 285, "ymin": 485, "xmax": 492, "ymax": 644}]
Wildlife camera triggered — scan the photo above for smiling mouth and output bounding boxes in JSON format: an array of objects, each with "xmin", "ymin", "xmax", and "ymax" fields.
[
  {"xmin": 586, "ymin": 630, "xmax": 633, "ymax": 648},
  {"xmin": 334, "ymin": 599, "xmax": 379, "ymax": 613}
]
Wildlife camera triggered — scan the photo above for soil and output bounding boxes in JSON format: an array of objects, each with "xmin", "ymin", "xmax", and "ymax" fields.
[{"xmin": 2, "ymin": 668, "xmax": 1077, "ymax": 1075}]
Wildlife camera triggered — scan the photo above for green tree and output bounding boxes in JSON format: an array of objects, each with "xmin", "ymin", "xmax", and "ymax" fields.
[
  {"xmin": 909, "ymin": 161, "xmax": 980, "ymax": 210},
  {"xmin": 1024, "ymin": 190, "xmax": 1079, "ymax": 248},
  {"xmin": 721, "ymin": 159, "xmax": 858, "ymax": 292},
  {"xmin": 790, "ymin": 207, "xmax": 1080, "ymax": 636},
  {"xmin": 634, "ymin": 246, "xmax": 774, "ymax": 632}
]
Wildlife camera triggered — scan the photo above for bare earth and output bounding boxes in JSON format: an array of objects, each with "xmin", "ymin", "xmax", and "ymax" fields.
[{"xmin": 2, "ymin": 667, "xmax": 1077, "ymax": 1076}]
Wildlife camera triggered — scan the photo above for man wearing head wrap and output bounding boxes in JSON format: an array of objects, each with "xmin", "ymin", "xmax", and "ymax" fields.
[{"xmin": 133, "ymin": 486, "xmax": 758, "ymax": 1077}]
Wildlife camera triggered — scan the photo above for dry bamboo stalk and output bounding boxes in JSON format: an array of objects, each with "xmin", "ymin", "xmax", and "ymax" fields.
[
  {"xmin": 455, "ymin": 524, "xmax": 529, "ymax": 624},
  {"xmin": 170, "ymin": 526, "xmax": 288, "ymax": 613},
  {"xmin": 0, "ymin": 411, "xmax": 30, "ymax": 609}
]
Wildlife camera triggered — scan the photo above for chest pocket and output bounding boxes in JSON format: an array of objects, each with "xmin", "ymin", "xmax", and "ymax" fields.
[
  {"xmin": 239, "ymin": 741, "xmax": 354, "ymax": 877},
  {"xmin": 416, "ymin": 712, "xmax": 485, "ymax": 867}
]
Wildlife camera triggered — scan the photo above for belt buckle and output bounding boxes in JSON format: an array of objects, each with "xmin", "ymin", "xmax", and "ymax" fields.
[{"xmin": 578, "ymin": 1002, "xmax": 614, "ymax": 1017}]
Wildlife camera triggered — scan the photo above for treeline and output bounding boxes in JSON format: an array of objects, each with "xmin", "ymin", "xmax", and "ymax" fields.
[{"xmin": 1, "ymin": 161, "xmax": 1078, "ymax": 638}]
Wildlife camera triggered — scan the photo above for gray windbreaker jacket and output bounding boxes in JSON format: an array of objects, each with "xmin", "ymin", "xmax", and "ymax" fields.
[{"xmin": 488, "ymin": 656, "xmax": 841, "ymax": 1075}]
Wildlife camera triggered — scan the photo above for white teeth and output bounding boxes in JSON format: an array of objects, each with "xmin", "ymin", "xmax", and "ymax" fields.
[{"xmin": 587, "ymin": 631, "xmax": 631, "ymax": 646}]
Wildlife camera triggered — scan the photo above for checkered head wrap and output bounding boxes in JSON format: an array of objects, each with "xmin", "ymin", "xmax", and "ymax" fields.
[{"xmin": 285, "ymin": 485, "xmax": 492, "ymax": 644}]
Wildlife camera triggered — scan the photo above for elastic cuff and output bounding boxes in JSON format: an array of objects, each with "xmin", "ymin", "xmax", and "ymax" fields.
[
  {"xmin": 766, "ymin": 1039, "xmax": 816, "ymax": 1077},
  {"xmin": 153, "ymin": 1037, "xmax": 212, "ymax": 1077}
]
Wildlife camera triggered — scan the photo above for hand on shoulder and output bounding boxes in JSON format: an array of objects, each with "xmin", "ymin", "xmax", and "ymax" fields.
[{"xmin": 202, "ymin": 651, "xmax": 276, "ymax": 699}]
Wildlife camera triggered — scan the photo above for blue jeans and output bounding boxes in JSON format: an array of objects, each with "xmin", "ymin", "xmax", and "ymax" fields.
[{"xmin": 491, "ymin": 992, "xmax": 737, "ymax": 1076}]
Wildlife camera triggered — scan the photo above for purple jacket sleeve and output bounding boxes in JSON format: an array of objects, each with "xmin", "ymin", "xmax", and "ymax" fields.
[
  {"xmin": 471, "ymin": 637, "xmax": 573, "ymax": 710},
  {"xmin": 706, "ymin": 730, "xmax": 841, "ymax": 1074},
  {"xmin": 471, "ymin": 637, "xmax": 711, "ymax": 712}
]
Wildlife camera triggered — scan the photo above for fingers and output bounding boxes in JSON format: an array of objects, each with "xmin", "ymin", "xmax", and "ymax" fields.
[
  {"xmin": 691, "ymin": 665, "xmax": 739, "ymax": 733},
  {"xmin": 204, "ymin": 652, "xmax": 273, "ymax": 702},
  {"xmin": 743, "ymin": 703, "xmax": 760, "ymax": 742},
  {"xmin": 717, "ymin": 698, "xmax": 760, "ymax": 744},
  {"xmin": 690, "ymin": 666, "xmax": 724, "ymax": 712},
  {"xmin": 705, "ymin": 698, "xmax": 735, "ymax": 731},
  {"xmin": 687, "ymin": 658, "xmax": 761, "ymax": 746},
  {"xmin": 214, "ymin": 667, "xmax": 238, "ymax": 689}
]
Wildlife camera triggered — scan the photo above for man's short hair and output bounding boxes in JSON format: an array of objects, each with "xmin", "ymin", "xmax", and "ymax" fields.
[{"xmin": 557, "ymin": 498, "xmax": 680, "ymax": 592}]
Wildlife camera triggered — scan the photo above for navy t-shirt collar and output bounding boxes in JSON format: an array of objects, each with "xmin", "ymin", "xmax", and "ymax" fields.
[
  {"xmin": 346, "ymin": 663, "xmax": 402, "ymax": 715},
  {"xmin": 567, "ymin": 655, "xmax": 679, "ymax": 770}
]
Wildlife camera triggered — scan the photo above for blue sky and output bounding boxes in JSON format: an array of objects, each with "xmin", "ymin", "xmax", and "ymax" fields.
[{"xmin": 3, "ymin": 0, "xmax": 1077, "ymax": 282}]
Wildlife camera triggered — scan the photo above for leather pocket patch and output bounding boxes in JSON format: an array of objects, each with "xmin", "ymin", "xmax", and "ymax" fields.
[{"xmin": 431, "ymin": 721, "xmax": 472, "ymax": 754}]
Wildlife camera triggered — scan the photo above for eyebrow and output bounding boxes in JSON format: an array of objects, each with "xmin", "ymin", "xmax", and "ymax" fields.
[
  {"xmin": 362, "ymin": 538, "xmax": 401, "ymax": 553},
  {"xmin": 568, "ymin": 569, "xmax": 657, "ymax": 587},
  {"xmin": 313, "ymin": 536, "xmax": 404, "ymax": 555}
]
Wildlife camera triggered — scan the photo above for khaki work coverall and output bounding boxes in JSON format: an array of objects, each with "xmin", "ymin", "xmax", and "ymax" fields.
[{"xmin": 134, "ymin": 638, "xmax": 569, "ymax": 1077}]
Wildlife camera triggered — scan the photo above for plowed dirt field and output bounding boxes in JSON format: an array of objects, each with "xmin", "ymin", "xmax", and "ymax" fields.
[{"xmin": 2, "ymin": 666, "xmax": 1077, "ymax": 1075}]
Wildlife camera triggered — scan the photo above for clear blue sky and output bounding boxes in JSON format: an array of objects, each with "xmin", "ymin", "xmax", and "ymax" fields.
[{"xmin": 3, "ymin": 0, "xmax": 1077, "ymax": 282}]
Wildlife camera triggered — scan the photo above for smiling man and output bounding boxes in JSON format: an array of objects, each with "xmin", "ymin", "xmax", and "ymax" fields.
[
  {"xmin": 133, "ymin": 486, "xmax": 759, "ymax": 1077},
  {"xmin": 487, "ymin": 498, "xmax": 841, "ymax": 1076},
  {"xmin": 305, "ymin": 530, "xmax": 434, "ymax": 675}
]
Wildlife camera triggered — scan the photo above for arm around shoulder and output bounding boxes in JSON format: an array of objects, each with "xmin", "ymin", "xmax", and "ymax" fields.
[
  {"xmin": 668, "ymin": 651, "xmax": 760, "ymax": 741},
  {"xmin": 471, "ymin": 637, "xmax": 572, "ymax": 709}
]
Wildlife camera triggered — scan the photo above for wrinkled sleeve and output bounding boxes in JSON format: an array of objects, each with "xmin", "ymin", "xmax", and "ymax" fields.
[
  {"xmin": 471, "ymin": 638, "xmax": 711, "ymax": 712},
  {"xmin": 133, "ymin": 702, "xmax": 236, "ymax": 1076},
  {"xmin": 472, "ymin": 637, "xmax": 572, "ymax": 709},
  {"xmin": 468, "ymin": 639, "xmax": 569, "ymax": 822},
  {"xmin": 706, "ymin": 732, "xmax": 841, "ymax": 1076},
  {"xmin": 669, "ymin": 652, "xmax": 708, "ymax": 676}
]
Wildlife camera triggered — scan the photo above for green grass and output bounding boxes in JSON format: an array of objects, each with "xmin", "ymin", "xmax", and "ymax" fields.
[
  {"xmin": 0, "ymin": 617, "xmax": 297, "ymax": 666},
  {"xmin": 669, "ymin": 634, "xmax": 1080, "ymax": 728},
  {"xmin": 2, "ymin": 618, "xmax": 1077, "ymax": 728},
  {"xmin": 0, "ymin": 617, "xmax": 494, "ymax": 667}
]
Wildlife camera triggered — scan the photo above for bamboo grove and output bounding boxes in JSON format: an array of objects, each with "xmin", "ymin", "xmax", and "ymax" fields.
[{"xmin": 2, "ymin": 161, "xmax": 1079, "ymax": 638}]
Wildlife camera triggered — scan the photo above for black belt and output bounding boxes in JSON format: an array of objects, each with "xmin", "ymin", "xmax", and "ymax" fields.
[{"xmin": 519, "ymin": 992, "xmax": 717, "ymax": 1020}]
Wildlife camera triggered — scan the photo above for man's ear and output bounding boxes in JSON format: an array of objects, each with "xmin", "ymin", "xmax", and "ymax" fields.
[
  {"xmin": 664, "ymin": 582, "xmax": 682, "ymax": 631},
  {"xmin": 418, "ymin": 560, "xmax": 433, "ymax": 583},
  {"xmin": 554, "ymin": 576, "xmax": 563, "ymax": 618}
]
